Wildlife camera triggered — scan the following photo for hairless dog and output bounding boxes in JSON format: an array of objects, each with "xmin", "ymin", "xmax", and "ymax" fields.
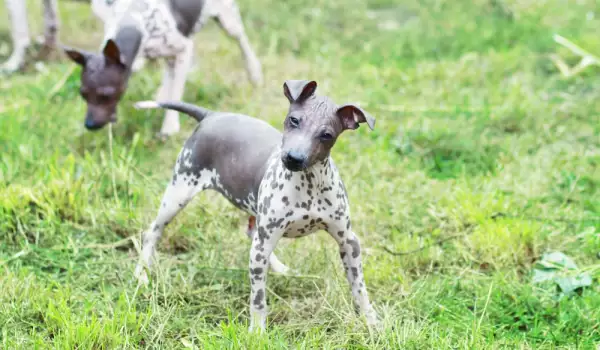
[
  {"xmin": 64, "ymin": 0, "xmax": 262, "ymax": 135},
  {"xmin": 134, "ymin": 80, "xmax": 378, "ymax": 331}
]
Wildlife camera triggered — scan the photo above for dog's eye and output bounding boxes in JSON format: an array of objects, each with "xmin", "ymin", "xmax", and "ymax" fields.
[
  {"xmin": 320, "ymin": 132, "xmax": 334, "ymax": 141},
  {"xmin": 289, "ymin": 117, "xmax": 300, "ymax": 128}
]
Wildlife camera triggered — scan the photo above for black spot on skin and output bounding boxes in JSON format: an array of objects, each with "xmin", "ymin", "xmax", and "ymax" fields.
[
  {"xmin": 285, "ymin": 172, "xmax": 292, "ymax": 180},
  {"xmin": 318, "ymin": 200, "xmax": 322, "ymax": 205},
  {"xmin": 351, "ymin": 267, "xmax": 359, "ymax": 278},
  {"xmin": 193, "ymin": 180, "xmax": 198, "ymax": 186},
  {"xmin": 340, "ymin": 251, "xmax": 347, "ymax": 259},
  {"xmin": 295, "ymin": 186, "xmax": 301, "ymax": 191},
  {"xmin": 262, "ymin": 193, "xmax": 274, "ymax": 215},
  {"xmin": 282, "ymin": 196, "xmax": 289, "ymax": 205},
  {"xmin": 307, "ymin": 190, "xmax": 312, "ymax": 196},
  {"xmin": 303, "ymin": 215, "xmax": 309, "ymax": 220},
  {"xmin": 162, "ymin": 202, "xmax": 166, "ymax": 208},
  {"xmin": 256, "ymin": 253, "xmax": 264, "ymax": 262},
  {"xmin": 258, "ymin": 226, "xmax": 269, "ymax": 245},
  {"xmin": 346, "ymin": 239, "xmax": 361, "ymax": 258},
  {"xmin": 279, "ymin": 184, "xmax": 284, "ymax": 190},
  {"xmin": 266, "ymin": 217, "xmax": 285, "ymax": 230},
  {"xmin": 285, "ymin": 210, "xmax": 294, "ymax": 217},
  {"xmin": 301, "ymin": 175, "xmax": 305, "ymax": 181},
  {"xmin": 254, "ymin": 289, "xmax": 264, "ymax": 306},
  {"xmin": 346, "ymin": 221, "xmax": 351, "ymax": 230},
  {"xmin": 310, "ymin": 219, "xmax": 315, "ymax": 225},
  {"xmin": 325, "ymin": 198, "xmax": 332, "ymax": 206},
  {"xmin": 251, "ymin": 267, "xmax": 263, "ymax": 275}
]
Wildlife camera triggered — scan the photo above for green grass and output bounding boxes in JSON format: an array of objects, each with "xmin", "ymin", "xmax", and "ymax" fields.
[{"xmin": 1, "ymin": 0, "xmax": 600, "ymax": 348}]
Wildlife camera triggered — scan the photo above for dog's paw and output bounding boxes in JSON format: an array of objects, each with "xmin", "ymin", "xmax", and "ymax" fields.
[
  {"xmin": 134, "ymin": 264, "xmax": 150, "ymax": 286},
  {"xmin": 365, "ymin": 308, "xmax": 382, "ymax": 332}
]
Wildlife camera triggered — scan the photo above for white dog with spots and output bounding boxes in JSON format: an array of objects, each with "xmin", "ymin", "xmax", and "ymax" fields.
[{"xmin": 134, "ymin": 80, "xmax": 378, "ymax": 332}]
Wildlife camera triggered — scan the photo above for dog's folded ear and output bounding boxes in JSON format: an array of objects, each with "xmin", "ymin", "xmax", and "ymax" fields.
[
  {"xmin": 103, "ymin": 39, "xmax": 126, "ymax": 67},
  {"xmin": 283, "ymin": 80, "xmax": 317, "ymax": 104},
  {"xmin": 63, "ymin": 46, "xmax": 89, "ymax": 66},
  {"xmin": 336, "ymin": 104, "xmax": 376, "ymax": 131}
]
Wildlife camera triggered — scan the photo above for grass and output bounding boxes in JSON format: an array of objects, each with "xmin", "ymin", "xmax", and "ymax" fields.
[{"xmin": 1, "ymin": 0, "xmax": 600, "ymax": 348}]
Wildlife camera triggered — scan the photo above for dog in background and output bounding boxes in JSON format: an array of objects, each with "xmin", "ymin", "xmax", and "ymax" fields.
[
  {"xmin": 64, "ymin": 0, "xmax": 263, "ymax": 135},
  {"xmin": 1, "ymin": 0, "xmax": 59, "ymax": 73}
]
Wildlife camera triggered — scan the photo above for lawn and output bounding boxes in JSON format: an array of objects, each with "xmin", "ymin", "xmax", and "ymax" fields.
[{"xmin": 1, "ymin": 0, "xmax": 600, "ymax": 348}]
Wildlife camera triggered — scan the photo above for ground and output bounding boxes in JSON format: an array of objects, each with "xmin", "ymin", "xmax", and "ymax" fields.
[{"xmin": 1, "ymin": 0, "xmax": 599, "ymax": 348}]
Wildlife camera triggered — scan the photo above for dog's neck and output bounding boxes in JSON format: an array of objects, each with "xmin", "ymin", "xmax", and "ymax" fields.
[
  {"xmin": 295, "ymin": 157, "xmax": 333, "ymax": 189},
  {"xmin": 113, "ymin": 23, "xmax": 143, "ymax": 78}
]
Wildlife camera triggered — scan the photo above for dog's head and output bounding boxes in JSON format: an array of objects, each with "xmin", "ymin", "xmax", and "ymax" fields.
[
  {"xmin": 64, "ymin": 40, "xmax": 129, "ymax": 131},
  {"xmin": 280, "ymin": 80, "xmax": 376, "ymax": 172}
]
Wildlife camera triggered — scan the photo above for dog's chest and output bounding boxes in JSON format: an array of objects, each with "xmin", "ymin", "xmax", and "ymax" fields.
[{"xmin": 258, "ymin": 159, "xmax": 349, "ymax": 238}]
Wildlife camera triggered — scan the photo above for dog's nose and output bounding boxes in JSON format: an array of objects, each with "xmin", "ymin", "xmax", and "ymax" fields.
[
  {"xmin": 285, "ymin": 151, "xmax": 306, "ymax": 168},
  {"xmin": 84, "ymin": 119, "xmax": 103, "ymax": 130}
]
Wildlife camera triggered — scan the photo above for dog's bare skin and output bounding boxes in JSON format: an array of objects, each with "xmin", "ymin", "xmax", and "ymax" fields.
[
  {"xmin": 64, "ymin": 0, "xmax": 262, "ymax": 134},
  {"xmin": 134, "ymin": 80, "xmax": 378, "ymax": 332},
  {"xmin": 1, "ymin": 0, "xmax": 59, "ymax": 73}
]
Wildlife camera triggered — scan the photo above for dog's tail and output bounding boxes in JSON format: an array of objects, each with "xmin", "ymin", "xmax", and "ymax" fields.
[{"xmin": 134, "ymin": 100, "xmax": 212, "ymax": 122}]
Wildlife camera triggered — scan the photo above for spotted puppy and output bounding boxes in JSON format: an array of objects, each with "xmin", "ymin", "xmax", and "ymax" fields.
[
  {"xmin": 1, "ymin": 0, "xmax": 59, "ymax": 73},
  {"xmin": 64, "ymin": 0, "xmax": 262, "ymax": 135},
  {"xmin": 134, "ymin": 80, "xmax": 378, "ymax": 331}
]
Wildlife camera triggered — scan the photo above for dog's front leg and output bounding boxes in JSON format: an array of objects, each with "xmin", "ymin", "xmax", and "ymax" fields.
[
  {"xmin": 246, "ymin": 216, "xmax": 291, "ymax": 275},
  {"xmin": 248, "ymin": 223, "xmax": 283, "ymax": 332},
  {"xmin": 159, "ymin": 42, "xmax": 193, "ymax": 136},
  {"xmin": 328, "ymin": 225, "xmax": 378, "ymax": 328},
  {"xmin": 1, "ymin": 0, "xmax": 30, "ymax": 73},
  {"xmin": 155, "ymin": 59, "xmax": 175, "ymax": 101}
]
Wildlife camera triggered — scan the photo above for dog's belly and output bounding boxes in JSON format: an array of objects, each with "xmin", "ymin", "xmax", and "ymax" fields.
[{"xmin": 140, "ymin": 4, "xmax": 189, "ymax": 58}]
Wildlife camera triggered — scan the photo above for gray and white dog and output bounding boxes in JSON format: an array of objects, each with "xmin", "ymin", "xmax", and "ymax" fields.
[
  {"xmin": 64, "ymin": 0, "xmax": 262, "ymax": 135},
  {"xmin": 1, "ymin": 0, "xmax": 59, "ymax": 73},
  {"xmin": 134, "ymin": 80, "xmax": 378, "ymax": 331}
]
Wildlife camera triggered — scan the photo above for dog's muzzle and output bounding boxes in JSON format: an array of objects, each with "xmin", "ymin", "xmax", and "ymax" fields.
[{"xmin": 282, "ymin": 151, "xmax": 307, "ymax": 172}]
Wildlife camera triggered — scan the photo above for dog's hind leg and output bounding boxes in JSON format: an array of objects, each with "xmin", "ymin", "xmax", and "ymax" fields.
[
  {"xmin": 2, "ymin": 0, "xmax": 30, "ymax": 73},
  {"xmin": 135, "ymin": 160, "xmax": 214, "ymax": 284},
  {"xmin": 213, "ymin": 0, "xmax": 263, "ymax": 86},
  {"xmin": 42, "ymin": 0, "xmax": 59, "ymax": 51}
]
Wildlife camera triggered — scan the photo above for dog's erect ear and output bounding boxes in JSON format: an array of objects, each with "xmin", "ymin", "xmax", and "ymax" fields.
[
  {"xmin": 283, "ymin": 80, "xmax": 317, "ymax": 103},
  {"xmin": 102, "ymin": 39, "xmax": 126, "ymax": 66},
  {"xmin": 336, "ymin": 104, "xmax": 376, "ymax": 131},
  {"xmin": 64, "ymin": 46, "xmax": 89, "ymax": 66}
]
